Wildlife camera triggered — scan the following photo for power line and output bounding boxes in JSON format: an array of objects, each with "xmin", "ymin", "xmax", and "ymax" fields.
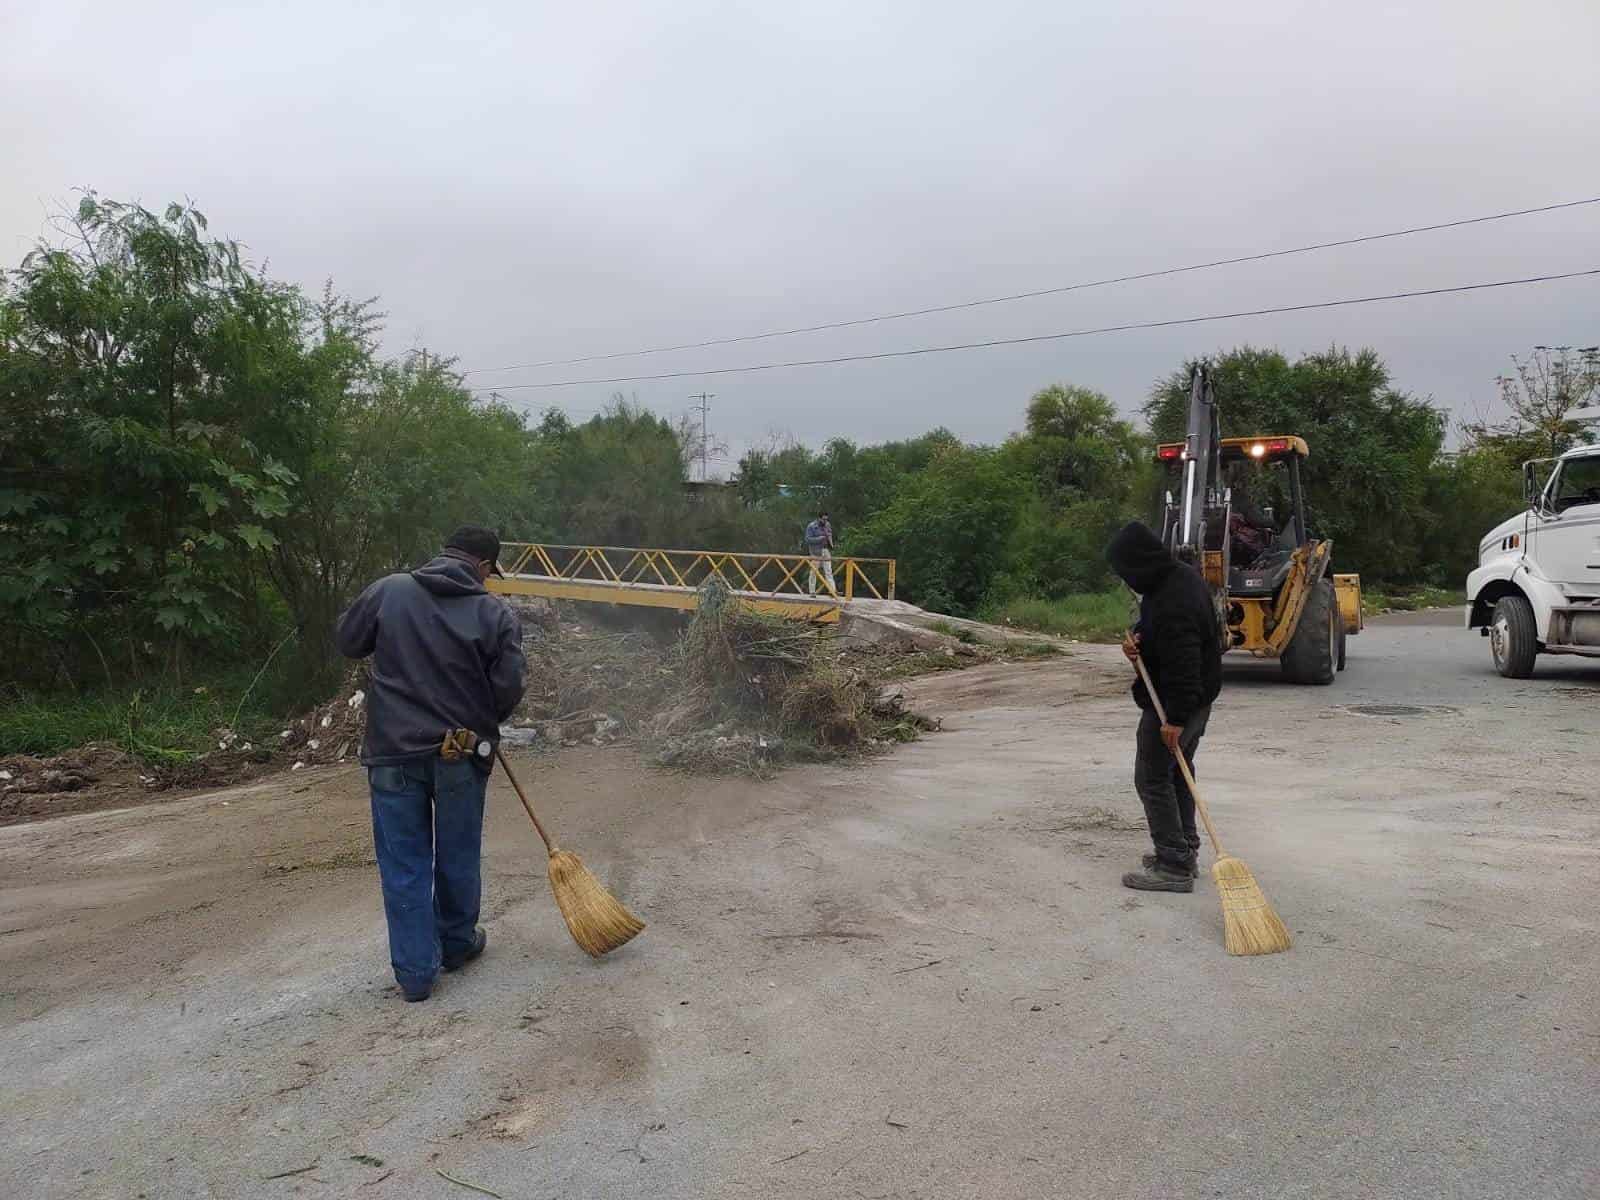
[
  {"xmin": 464, "ymin": 196, "xmax": 1600, "ymax": 375},
  {"xmin": 468, "ymin": 267, "xmax": 1600, "ymax": 392}
]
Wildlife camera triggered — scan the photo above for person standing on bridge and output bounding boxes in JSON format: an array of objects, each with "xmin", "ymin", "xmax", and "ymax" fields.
[
  {"xmin": 335, "ymin": 525, "xmax": 527, "ymax": 1002},
  {"xmin": 1106, "ymin": 521, "xmax": 1222, "ymax": 893},
  {"xmin": 805, "ymin": 510, "xmax": 837, "ymax": 596}
]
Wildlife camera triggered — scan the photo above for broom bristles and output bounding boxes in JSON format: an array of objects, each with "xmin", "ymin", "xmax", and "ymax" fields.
[
  {"xmin": 546, "ymin": 849, "xmax": 645, "ymax": 958},
  {"xmin": 1211, "ymin": 855, "xmax": 1292, "ymax": 956}
]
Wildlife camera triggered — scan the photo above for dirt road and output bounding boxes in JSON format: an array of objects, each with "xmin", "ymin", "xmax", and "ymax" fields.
[{"xmin": 3, "ymin": 611, "xmax": 1597, "ymax": 1199}]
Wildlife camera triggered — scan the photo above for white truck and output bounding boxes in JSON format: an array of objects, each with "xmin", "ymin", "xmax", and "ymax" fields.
[{"xmin": 1467, "ymin": 441, "xmax": 1600, "ymax": 676}]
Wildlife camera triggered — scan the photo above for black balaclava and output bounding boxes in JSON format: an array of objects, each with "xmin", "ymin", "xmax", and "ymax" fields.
[{"xmin": 1105, "ymin": 521, "xmax": 1176, "ymax": 595}]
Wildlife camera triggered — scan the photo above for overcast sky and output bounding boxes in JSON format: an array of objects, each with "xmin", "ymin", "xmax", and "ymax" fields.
[{"xmin": 5, "ymin": 0, "xmax": 1597, "ymax": 474}]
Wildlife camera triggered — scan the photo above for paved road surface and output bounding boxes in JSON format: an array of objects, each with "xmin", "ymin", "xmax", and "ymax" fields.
[{"xmin": 2, "ymin": 611, "xmax": 1596, "ymax": 1199}]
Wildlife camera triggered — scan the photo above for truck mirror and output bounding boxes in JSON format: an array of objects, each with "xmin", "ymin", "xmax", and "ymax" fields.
[{"xmin": 1523, "ymin": 461, "xmax": 1536, "ymax": 507}]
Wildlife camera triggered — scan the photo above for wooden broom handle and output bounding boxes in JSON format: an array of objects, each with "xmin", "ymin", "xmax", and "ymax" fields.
[
  {"xmin": 495, "ymin": 745, "xmax": 558, "ymax": 856},
  {"xmin": 1132, "ymin": 654, "xmax": 1227, "ymax": 859}
]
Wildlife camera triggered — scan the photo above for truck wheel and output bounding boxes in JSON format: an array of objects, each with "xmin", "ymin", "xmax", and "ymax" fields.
[
  {"xmin": 1282, "ymin": 579, "xmax": 1337, "ymax": 684},
  {"xmin": 1489, "ymin": 595, "xmax": 1538, "ymax": 678}
]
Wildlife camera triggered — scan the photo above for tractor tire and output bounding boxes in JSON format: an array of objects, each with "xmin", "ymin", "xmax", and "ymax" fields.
[
  {"xmin": 1490, "ymin": 594, "xmax": 1539, "ymax": 679},
  {"xmin": 1281, "ymin": 579, "xmax": 1337, "ymax": 685}
]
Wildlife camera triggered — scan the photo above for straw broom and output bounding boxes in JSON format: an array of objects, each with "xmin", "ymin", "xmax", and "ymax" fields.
[
  {"xmin": 495, "ymin": 747, "xmax": 644, "ymax": 957},
  {"xmin": 1133, "ymin": 657, "xmax": 1291, "ymax": 956}
]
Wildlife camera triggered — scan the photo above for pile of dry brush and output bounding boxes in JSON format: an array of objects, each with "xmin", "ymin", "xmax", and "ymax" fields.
[
  {"xmin": 3, "ymin": 586, "xmax": 944, "ymax": 817},
  {"xmin": 510, "ymin": 582, "xmax": 937, "ymax": 773}
]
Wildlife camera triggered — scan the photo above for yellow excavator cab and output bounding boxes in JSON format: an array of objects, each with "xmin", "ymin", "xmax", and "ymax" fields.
[{"xmin": 1155, "ymin": 365, "xmax": 1358, "ymax": 683}]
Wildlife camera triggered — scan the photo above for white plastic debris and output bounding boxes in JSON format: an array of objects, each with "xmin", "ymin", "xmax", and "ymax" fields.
[
  {"xmin": 320, "ymin": 714, "xmax": 332, "ymax": 728},
  {"xmin": 0, "ymin": 770, "xmax": 12, "ymax": 781},
  {"xmin": 241, "ymin": 743, "xmax": 253, "ymax": 752},
  {"xmin": 307, "ymin": 739, "xmax": 321, "ymax": 751},
  {"xmin": 291, "ymin": 761, "xmax": 306, "ymax": 772},
  {"xmin": 279, "ymin": 730, "xmax": 291, "ymax": 739},
  {"xmin": 347, "ymin": 690, "xmax": 365, "ymax": 709}
]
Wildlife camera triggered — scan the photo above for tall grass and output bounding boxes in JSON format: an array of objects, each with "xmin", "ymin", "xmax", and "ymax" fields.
[
  {"xmin": 1361, "ymin": 585, "xmax": 1466, "ymax": 614},
  {"xmin": 0, "ymin": 663, "xmax": 306, "ymax": 761},
  {"xmin": 984, "ymin": 591, "xmax": 1133, "ymax": 643}
]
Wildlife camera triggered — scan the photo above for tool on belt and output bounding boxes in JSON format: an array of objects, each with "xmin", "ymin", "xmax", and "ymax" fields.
[{"xmin": 439, "ymin": 727, "xmax": 493, "ymax": 763}]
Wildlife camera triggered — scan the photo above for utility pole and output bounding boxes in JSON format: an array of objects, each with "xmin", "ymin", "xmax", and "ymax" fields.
[{"xmin": 689, "ymin": 392, "xmax": 716, "ymax": 482}]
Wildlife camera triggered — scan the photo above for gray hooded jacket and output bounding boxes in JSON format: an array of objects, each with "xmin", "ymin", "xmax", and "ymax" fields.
[{"xmin": 335, "ymin": 553, "xmax": 527, "ymax": 766}]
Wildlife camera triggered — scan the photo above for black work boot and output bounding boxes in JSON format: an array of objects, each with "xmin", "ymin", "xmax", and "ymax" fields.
[
  {"xmin": 1122, "ymin": 862, "xmax": 1195, "ymax": 893},
  {"xmin": 443, "ymin": 928, "xmax": 487, "ymax": 972},
  {"xmin": 1142, "ymin": 853, "xmax": 1199, "ymax": 879}
]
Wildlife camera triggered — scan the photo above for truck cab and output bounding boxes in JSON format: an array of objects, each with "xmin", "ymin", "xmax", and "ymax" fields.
[{"xmin": 1466, "ymin": 442, "xmax": 1600, "ymax": 676}]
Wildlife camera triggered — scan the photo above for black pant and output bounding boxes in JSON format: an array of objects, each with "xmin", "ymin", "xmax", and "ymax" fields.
[{"xmin": 1133, "ymin": 704, "xmax": 1210, "ymax": 871}]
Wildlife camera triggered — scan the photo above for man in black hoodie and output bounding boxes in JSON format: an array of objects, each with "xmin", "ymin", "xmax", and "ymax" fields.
[
  {"xmin": 1105, "ymin": 521, "xmax": 1222, "ymax": 892},
  {"xmin": 336, "ymin": 526, "xmax": 527, "ymax": 1001}
]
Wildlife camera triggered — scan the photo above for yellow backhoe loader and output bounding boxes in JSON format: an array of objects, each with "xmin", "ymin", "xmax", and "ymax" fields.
[{"xmin": 1155, "ymin": 364, "xmax": 1362, "ymax": 684}]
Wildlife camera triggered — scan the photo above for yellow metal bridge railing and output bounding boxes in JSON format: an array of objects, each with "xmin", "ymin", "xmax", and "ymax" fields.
[{"xmin": 488, "ymin": 543, "xmax": 896, "ymax": 621}]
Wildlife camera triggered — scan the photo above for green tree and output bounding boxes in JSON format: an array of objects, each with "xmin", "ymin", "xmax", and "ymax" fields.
[
  {"xmin": 974, "ymin": 385, "xmax": 1148, "ymax": 601},
  {"xmin": 1462, "ymin": 346, "xmax": 1600, "ymax": 462},
  {"xmin": 0, "ymin": 193, "xmax": 300, "ymax": 681},
  {"xmin": 1010, "ymin": 384, "xmax": 1146, "ymax": 505},
  {"xmin": 533, "ymin": 399, "xmax": 693, "ymax": 547},
  {"xmin": 258, "ymin": 333, "xmax": 542, "ymax": 678},
  {"xmin": 0, "ymin": 193, "xmax": 550, "ymax": 691},
  {"xmin": 847, "ymin": 442, "xmax": 1030, "ymax": 614},
  {"xmin": 1421, "ymin": 441, "xmax": 1526, "ymax": 586}
]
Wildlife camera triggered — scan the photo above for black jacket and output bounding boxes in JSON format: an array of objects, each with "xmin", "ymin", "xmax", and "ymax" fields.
[
  {"xmin": 335, "ymin": 553, "xmax": 527, "ymax": 766},
  {"xmin": 1106, "ymin": 522, "xmax": 1222, "ymax": 725}
]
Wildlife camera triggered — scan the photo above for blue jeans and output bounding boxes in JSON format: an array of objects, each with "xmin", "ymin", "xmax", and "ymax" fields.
[{"xmin": 367, "ymin": 757, "xmax": 488, "ymax": 995}]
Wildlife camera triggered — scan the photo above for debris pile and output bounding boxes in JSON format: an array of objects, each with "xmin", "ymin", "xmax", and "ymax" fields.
[
  {"xmin": 7, "ymin": 587, "xmax": 1000, "ymax": 819},
  {"xmin": 1, "ymin": 743, "xmax": 168, "ymax": 824},
  {"xmin": 502, "ymin": 581, "xmax": 945, "ymax": 772},
  {"xmin": 0, "ymin": 745, "xmax": 124, "ymax": 796},
  {"xmin": 507, "ymin": 605, "xmax": 675, "ymax": 744},
  {"xmin": 0, "ymin": 675, "xmax": 373, "ymax": 821},
  {"xmin": 161, "ymin": 670, "xmax": 372, "ymax": 786},
  {"xmin": 274, "ymin": 676, "xmax": 370, "ymax": 771},
  {"xmin": 646, "ymin": 581, "xmax": 941, "ymax": 771}
]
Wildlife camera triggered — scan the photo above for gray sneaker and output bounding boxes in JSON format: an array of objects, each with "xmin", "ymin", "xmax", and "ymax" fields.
[
  {"xmin": 1122, "ymin": 863, "xmax": 1195, "ymax": 893},
  {"xmin": 1142, "ymin": 853, "xmax": 1199, "ymax": 879}
]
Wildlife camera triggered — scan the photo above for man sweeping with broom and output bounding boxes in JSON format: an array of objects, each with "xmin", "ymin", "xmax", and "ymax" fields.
[
  {"xmin": 336, "ymin": 525, "xmax": 527, "ymax": 1002},
  {"xmin": 1105, "ymin": 521, "xmax": 1222, "ymax": 894}
]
